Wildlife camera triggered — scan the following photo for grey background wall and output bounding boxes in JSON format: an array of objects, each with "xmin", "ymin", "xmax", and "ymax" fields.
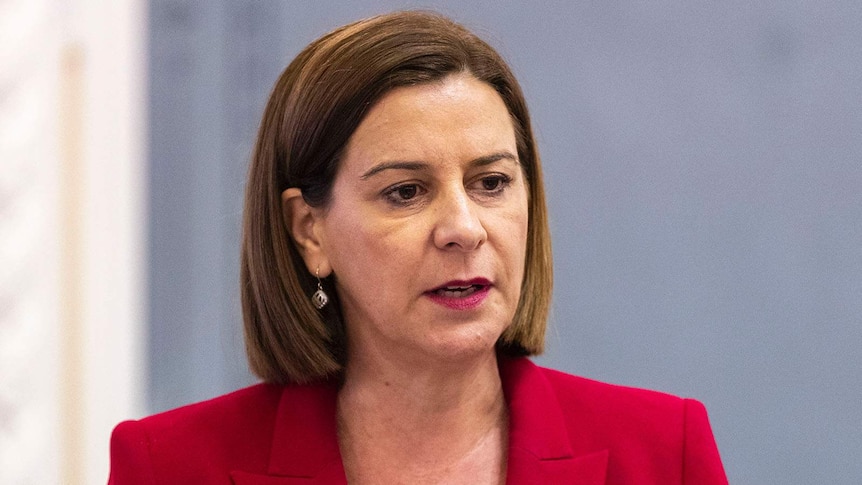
[{"xmin": 147, "ymin": 1, "xmax": 862, "ymax": 483}]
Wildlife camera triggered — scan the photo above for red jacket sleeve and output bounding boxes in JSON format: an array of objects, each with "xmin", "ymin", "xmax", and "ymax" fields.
[
  {"xmin": 683, "ymin": 399, "xmax": 729, "ymax": 485},
  {"xmin": 108, "ymin": 420, "xmax": 158, "ymax": 485}
]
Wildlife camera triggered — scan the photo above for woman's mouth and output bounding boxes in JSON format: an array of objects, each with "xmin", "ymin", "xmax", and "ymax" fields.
[
  {"xmin": 434, "ymin": 285, "xmax": 482, "ymax": 298},
  {"xmin": 425, "ymin": 279, "xmax": 491, "ymax": 310}
]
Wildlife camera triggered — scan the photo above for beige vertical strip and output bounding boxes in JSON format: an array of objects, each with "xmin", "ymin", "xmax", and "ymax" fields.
[{"xmin": 59, "ymin": 44, "xmax": 85, "ymax": 485}]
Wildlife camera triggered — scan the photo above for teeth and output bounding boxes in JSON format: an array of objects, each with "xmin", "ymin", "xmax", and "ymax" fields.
[{"xmin": 436, "ymin": 285, "xmax": 478, "ymax": 297}]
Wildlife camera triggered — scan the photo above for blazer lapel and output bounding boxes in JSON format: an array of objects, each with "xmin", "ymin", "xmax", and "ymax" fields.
[
  {"xmin": 501, "ymin": 358, "xmax": 609, "ymax": 485},
  {"xmin": 231, "ymin": 381, "xmax": 348, "ymax": 485}
]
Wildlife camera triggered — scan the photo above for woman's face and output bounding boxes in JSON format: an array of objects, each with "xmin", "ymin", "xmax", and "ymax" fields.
[{"xmin": 314, "ymin": 74, "xmax": 529, "ymax": 365}]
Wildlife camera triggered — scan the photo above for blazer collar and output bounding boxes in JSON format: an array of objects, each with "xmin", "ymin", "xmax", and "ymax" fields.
[
  {"xmin": 500, "ymin": 357, "xmax": 608, "ymax": 484},
  {"xmin": 231, "ymin": 380, "xmax": 347, "ymax": 485},
  {"xmin": 232, "ymin": 358, "xmax": 608, "ymax": 485}
]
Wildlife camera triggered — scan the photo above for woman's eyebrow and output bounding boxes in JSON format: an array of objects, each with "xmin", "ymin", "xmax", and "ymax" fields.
[
  {"xmin": 360, "ymin": 161, "xmax": 428, "ymax": 180},
  {"xmin": 470, "ymin": 151, "xmax": 518, "ymax": 167},
  {"xmin": 359, "ymin": 151, "xmax": 518, "ymax": 180}
]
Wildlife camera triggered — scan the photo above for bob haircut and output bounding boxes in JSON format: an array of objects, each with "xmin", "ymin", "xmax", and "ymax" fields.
[{"xmin": 242, "ymin": 11, "xmax": 552, "ymax": 384}]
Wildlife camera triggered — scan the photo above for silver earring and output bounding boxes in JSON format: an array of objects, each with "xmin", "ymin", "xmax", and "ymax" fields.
[{"xmin": 311, "ymin": 266, "xmax": 329, "ymax": 310}]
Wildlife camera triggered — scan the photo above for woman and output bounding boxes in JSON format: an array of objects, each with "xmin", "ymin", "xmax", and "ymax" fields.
[{"xmin": 110, "ymin": 11, "xmax": 728, "ymax": 484}]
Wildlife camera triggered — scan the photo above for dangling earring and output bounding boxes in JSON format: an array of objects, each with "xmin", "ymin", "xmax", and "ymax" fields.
[{"xmin": 311, "ymin": 266, "xmax": 329, "ymax": 310}]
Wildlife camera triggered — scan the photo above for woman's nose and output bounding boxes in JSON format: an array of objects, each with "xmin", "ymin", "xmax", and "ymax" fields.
[{"xmin": 431, "ymin": 189, "xmax": 487, "ymax": 251}]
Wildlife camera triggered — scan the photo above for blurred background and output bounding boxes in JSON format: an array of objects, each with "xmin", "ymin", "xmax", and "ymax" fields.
[{"xmin": 1, "ymin": 0, "xmax": 860, "ymax": 483}]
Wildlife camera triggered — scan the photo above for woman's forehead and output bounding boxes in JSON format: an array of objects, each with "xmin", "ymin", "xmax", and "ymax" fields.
[{"xmin": 338, "ymin": 76, "xmax": 517, "ymax": 178}]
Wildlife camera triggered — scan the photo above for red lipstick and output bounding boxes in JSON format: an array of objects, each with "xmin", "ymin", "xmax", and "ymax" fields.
[{"xmin": 425, "ymin": 278, "xmax": 491, "ymax": 310}]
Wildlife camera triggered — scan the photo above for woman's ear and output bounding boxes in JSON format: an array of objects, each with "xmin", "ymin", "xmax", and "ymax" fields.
[{"xmin": 282, "ymin": 188, "xmax": 331, "ymax": 276}]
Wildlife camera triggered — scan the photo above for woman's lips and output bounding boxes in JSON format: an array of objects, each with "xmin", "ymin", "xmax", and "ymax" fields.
[{"xmin": 425, "ymin": 279, "xmax": 491, "ymax": 310}]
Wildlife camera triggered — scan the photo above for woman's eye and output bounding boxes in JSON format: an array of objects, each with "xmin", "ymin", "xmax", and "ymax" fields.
[
  {"xmin": 482, "ymin": 177, "xmax": 502, "ymax": 191},
  {"xmin": 383, "ymin": 183, "xmax": 424, "ymax": 205},
  {"xmin": 397, "ymin": 185, "xmax": 418, "ymax": 199},
  {"xmin": 476, "ymin": 174, "xmax": 511, "ymax": 194}
]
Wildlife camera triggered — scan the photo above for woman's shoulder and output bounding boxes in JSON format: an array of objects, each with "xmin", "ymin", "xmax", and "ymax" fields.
[
  {"xmin": 534, "ymin": 362, "xmax": 710, "ymax": 435},
  {"xmin": 507, "ymin": 359, "xmax": 727, "ymax": 483},
  {"xmin": 538, "ymin": 364, "xmax": 692, "ymax": 411},
  {"xmin": 505, "ymin": 357, "xmax": 711, "ymax": 445},
  {"xmin": 109, "ymin": 383, "xmax": 286, "ymax": 483},
  {"xmin": 506, "ymin": 357, "xmax": 693, "ymax": 412},
  {"xmin": 119, "ymin": 382, "xmax": 284, "ymax": 435}
]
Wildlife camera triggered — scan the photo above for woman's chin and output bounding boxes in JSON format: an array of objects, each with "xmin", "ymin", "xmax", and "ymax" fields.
[{"xmin": 409, "ymin": 326, "xmax": 506, "ymax": 365}]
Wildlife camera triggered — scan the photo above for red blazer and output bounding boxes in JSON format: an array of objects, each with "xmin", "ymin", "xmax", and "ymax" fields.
[{"xmin": 109, "ymin": 358, "xmax": 728, "ymax": 484}]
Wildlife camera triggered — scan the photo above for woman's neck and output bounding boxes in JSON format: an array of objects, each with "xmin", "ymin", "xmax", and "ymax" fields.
[{"xmin": 337, "ymin": 350, "xmax": 508, "ymax": 485}]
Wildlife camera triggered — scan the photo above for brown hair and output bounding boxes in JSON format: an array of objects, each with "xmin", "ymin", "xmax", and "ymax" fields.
[{"xmin": 241, "ymin": 11, "xmax": 552, "ymax": 383}]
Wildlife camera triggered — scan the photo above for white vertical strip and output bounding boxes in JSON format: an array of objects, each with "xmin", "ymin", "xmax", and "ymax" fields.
[
  {"xmin": 0, "ymin": 0, "xmax": 146, "ymax": 481},
  {"xmin": 73, "ymin": 0, "xmax": 148, "ymax": 483},
  {"xmin": 0, "ymin": 1, "xmax": 62, "ymax": 483}
]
